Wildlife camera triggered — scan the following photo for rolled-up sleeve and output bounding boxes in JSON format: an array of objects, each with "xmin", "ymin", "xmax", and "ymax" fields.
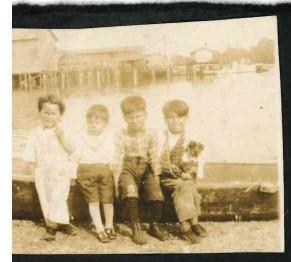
[
  {"xmin": 68, "ymin": 134, "xmax": 81, "ymax": 164},
  {"xmin": 148, "ymin": 130, "xmax": 161, "ymax": 176},
  {"xmin": 111, "ymin": 131, "xmax": 125, "ymax": 183}
]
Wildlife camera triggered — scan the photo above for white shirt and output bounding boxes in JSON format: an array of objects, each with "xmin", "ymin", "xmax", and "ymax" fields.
[
  {"xmin": 22, "ymin": 126, "xmax": 69, "ymax": 167},
  {"xmin": 167, "ymin": 132, "xmax": 181, "ymax": 150},
  {"xmin": 73, "ymin": 129, "xmax": 114, "ymax": 164}
]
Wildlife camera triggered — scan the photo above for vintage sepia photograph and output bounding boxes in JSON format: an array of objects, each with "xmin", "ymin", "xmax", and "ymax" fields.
[{"xmin": 12, "ymin": 16, "xmax": 284, "ymax": 253}]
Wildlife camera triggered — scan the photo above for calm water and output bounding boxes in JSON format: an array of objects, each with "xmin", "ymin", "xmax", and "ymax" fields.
[{"xmin": 13, "ymin": 71, "xmax": 282, "ymax": 163}]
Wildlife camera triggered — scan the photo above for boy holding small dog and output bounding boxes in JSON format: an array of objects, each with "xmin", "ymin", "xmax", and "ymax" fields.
[{"xmin": 159, "ymin": 99, "xmax": 208, "ymax": 244}]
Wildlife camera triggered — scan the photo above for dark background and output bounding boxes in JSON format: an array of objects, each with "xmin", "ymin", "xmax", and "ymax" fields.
[{"xmin": 12, "ymin": 2, "xmax": 291, "ymax": 262}]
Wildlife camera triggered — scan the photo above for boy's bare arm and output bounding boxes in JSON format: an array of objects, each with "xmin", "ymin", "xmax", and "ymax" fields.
[
  {"xmin": 55, "ymin": 126, "xmax": 75, "ymax": 154},
  {"xmin": 148, "ymin": 130, "xmax": 161, "ymax": 176},
  {"xmin": 111, "ymin": 132, "xmax": 125, "ymax": 197}
]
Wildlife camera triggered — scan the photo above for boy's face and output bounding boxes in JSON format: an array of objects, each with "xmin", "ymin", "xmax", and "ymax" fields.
[
  {"xmin": 165, "ymin": 113, "xmax": 188, "ymax": 134},
  {"xmin": 40, "ymin": 102, "xmax": 61, "ymax": 128},
  {"xmin": 124, "ymin": 110, "xmax": 146, "ymax": 132},
  {"xmin": 87, "ymin": 116, "xmax": 107, "ymax": 136}
]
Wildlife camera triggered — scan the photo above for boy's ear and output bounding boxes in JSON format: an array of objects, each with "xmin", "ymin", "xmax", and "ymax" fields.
[
  {"xmin": 199, "ymin": 144, "xmax": 204, "ymax": 151},
  {"xmin": 188, "ymin": 141, "xmax": 196, "ymax": 149},
  {"xmin": 122, "ymin": 113, "xmax": 128, "ymax": 120}
]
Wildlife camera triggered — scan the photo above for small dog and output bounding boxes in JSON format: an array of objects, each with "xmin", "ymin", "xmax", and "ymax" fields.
[{"xmin": 175, "ymin": 141, "xmax": 204, "ymax": 180}]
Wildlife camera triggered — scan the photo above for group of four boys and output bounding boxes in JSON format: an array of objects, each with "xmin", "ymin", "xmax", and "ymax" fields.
[{"xmin": 23, "ymin": 94, "xmax": 207, "ymax": 245}]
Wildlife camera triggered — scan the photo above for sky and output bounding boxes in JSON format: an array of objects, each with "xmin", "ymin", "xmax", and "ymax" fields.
[{"xmin": 52, "ymin": 16, "xmax": 277, "ymax": 56}]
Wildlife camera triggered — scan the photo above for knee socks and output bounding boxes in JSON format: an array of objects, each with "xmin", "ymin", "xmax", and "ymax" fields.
[
  {"xmin": 103, "ymin": 203, "xmax": 114, "ymax": 229},
  {"xmin": 88, "ymin": 202, "xmax": 104, "ymax": 233},
  {"xmin": 122, "ymin": 197, "xmax": 139, "ymax": 223},
  {"xmin": 148, "ymin": 201, "xmax": 163, "ymax": 223}
]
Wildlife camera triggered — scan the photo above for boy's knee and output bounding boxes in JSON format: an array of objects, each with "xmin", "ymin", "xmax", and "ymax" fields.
[
  {"xmin": 143, "ymin": 177, "xmax": 164, "ymax": 201},
  {"xmin": 123, "ymin": 183, "xmax": 138, "ymax": 198}
]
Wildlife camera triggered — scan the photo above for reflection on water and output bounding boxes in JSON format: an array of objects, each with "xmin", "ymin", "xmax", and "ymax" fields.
[{"xmin": 13, "ymin": 71, "xmax": 281, "ymax": 163}]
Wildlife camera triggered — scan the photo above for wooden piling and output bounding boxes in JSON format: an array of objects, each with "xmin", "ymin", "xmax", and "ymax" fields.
[
  {"xmin": 18, "ymin": 74, "xmax": 23, "ymax": 90},
  {"xmin": 115, "ymin": 63, "xmax": 120, "ymax": 89},
  {"xmin": 77, "ymin": 69, "xmax": 81, "ymax": 88},
  {"xmin": 86, "ymin": 70, "xmax": 89, "ymax": 89},
  {"xmin": 39, "ymin": 73, "xmax": 43, "ymax": 92},
  {"xmin": 61, "ymin": 71, "xmax": 65, "ymax": 89},
  {"xmin": 151, "ymin": 69, "xmax": 156, "ymax": 86},
  {"xmin": 133, "ymin": 66, "xmax": 138, "ymax": 88},
  {"xmin": 80, "ymin": 71, "xmax": 84, "ymax": 89},
  {"xmin": 193, "ymin": 65, "xmax": 196, "ymax": 81},
  {"xmin": 24, "ymin": 74, "xmax": 28, "ymax": 92},
  {"xmin": 54, "ymin": 72, "xmax": 58, "ymax": 89},
  {"xmin": 166, "ymin": 65, "xmax": 171, "ymax": 85},
  {"xmin": 28, "ymin": 74, "xmax": 31, "ymax": 92},
  {"xmin": 106, "ymin": 69, "xmax": 111, "ymax": 87},
  {"xmin": 43, "ymin": 73, "xmax": 47, "ymax": 94},
  {"xmin": 47, "ymin": 73, "xmax": 51, "ymax": 90},
  {"xmin": 89, "ymin": 70, "xmax": 93, "ymax": 89},
  {"xmin": 96, "ymin": 70, "xmax": 101, "ymax": 89}
]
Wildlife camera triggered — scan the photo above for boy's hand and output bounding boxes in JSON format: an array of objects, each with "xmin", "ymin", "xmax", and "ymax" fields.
[
  {"xmin": 162, "ymin": 178, "xmax": 183, "ymax": 190},
  {"xmin": 181, "ymin": 172, "xmax": 192, "ymax": 180},
  {"xmin": 71, "ymin": 178, "xmax": 76, "ymax": 186},
  {"xmin": 55, "ymin": 126, "xmax": 75, "ymax": 154}
]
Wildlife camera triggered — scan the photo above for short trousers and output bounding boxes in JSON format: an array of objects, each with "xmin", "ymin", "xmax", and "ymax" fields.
[
  {"xmin": 118, "ymin": 157, "xmax": 164, "ymax": 202},
  {"xmin": 77, "ymin": 163, "xmax": 114, "ymax": 203}
]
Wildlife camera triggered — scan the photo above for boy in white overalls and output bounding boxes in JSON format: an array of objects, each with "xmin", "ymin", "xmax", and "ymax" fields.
[{"xmin": 23, "ymin": 95, "xmax": 77, "ymax": 241}]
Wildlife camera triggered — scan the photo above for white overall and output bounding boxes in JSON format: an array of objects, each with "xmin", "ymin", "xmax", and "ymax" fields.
[{"xmin": 23, "ymin": 126, "xmax": 72, "ymax": 224}]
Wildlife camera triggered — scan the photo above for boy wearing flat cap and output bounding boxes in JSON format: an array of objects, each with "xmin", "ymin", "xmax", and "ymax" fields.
[{"xmin": 159, "ymin": 99, "xmax": 208, "ymax": 244}]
